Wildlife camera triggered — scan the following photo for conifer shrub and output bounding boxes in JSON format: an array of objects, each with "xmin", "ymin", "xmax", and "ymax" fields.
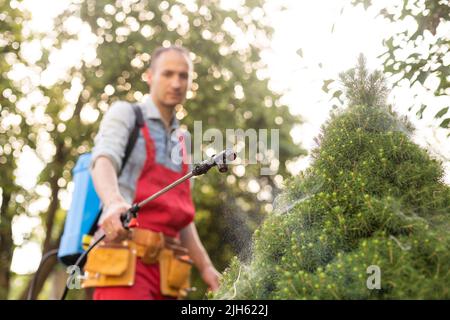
[{"xmin": 212, "ymin": 56, "xmax": 450, "ymax": 299}]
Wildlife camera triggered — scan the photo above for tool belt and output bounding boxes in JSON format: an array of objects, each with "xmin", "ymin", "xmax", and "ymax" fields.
[{"xmin": 82, "ymin": 229, "xmax": 193, "ymax": 298}]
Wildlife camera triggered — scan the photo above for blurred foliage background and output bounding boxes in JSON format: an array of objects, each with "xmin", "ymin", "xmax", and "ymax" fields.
[
  {"xmin": 324, "ymin": 0, "xmax": 450, "ymax": 132},
  {"xmin": 0, "ymin": 0, "xmax": 303, "ymax": 300},
  {"xmin": 355, "ymin": 0, "xmax": 449, "ymax": 130},
  {"xmin": 0, "ymin": 0, "xmax": 448, "ymax": 300}
]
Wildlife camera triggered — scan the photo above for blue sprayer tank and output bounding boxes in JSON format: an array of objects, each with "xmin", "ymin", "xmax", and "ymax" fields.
[{"xmin": 58, "ymin": 153, "xmax": 101, "ymax": 265}]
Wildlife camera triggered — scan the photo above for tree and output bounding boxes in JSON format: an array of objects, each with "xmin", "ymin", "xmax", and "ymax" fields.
[
  {"xmin": 8, "ymin": 0, "xmax": 304, "ymax": 299},
  {"xmin": 0, "ymin": 0, "xmax": 32, "ymax": 300},
  {"xmin": 351, "ymin": 0, "xmax": 450, "ymax": 132},
  {"xmin": 213, "ymin": 57, "xmax": 450, "ymax": 299}
]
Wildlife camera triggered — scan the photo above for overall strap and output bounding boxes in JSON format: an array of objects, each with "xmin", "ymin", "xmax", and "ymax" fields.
[
  {"xmin": 139, "ymin": 121, "xmax": 156, "ymax": 165},
  {"xmin": 177, "ymin": 131, "xmax": 190, "ymax": 174}
]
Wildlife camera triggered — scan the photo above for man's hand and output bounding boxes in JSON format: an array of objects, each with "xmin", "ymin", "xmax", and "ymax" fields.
[
  {"xmin": 101, "ymin": 200, "xmax": 131, "ymax": 242},
  {"xmin": 200, "ymin": 265, "xmax": 221, "ymax": 292}
]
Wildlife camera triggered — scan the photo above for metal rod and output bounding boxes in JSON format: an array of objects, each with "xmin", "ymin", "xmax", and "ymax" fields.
[{"xmin": 137, "ymin": 171, "xmax": 194, "ymax": 208}]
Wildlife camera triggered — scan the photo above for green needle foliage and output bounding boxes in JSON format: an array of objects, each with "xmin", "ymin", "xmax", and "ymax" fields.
[{"xmin": 212, "ymin": 56, "xmax": 450, "ymax": 300}]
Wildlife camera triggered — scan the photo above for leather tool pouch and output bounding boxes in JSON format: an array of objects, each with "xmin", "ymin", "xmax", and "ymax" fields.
[
  {"xmin": 132, "ymin": 229, "xmax": 164, "ymax": 265},
  {"xmin": 159, "ymin": 249, "xmax": 192, "ymax": 298},
  {"xmin": 82, "ymin": 241, "xmax": 136, "ymax": 288}
]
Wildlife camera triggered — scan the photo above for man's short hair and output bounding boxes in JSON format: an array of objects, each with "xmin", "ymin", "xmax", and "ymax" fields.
[{"xmin": 150, "ymin": 45, "xmax": 193, "ymax": 71}]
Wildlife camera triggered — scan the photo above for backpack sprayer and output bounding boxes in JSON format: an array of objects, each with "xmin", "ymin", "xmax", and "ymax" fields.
[{"xmin": 29, "ymin": 149, "xmax": 236, "ymax": 300}]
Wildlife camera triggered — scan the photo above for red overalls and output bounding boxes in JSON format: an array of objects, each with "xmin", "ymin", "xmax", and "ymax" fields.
[{"xmin": 93, "ymin": 121, "xmax": 195, "ymax": 300}]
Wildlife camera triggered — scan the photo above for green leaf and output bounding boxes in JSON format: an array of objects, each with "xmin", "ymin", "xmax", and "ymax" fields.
[
  {"xmin": 435, "ymin": 107, "xmax": 449, "ymax": 119},
  {"xmin": 439, "ymin": 118, "xmax": 450, "ymax": 129},
  {"xmin": 322, "ymin": 79, "xmax": 333, "ymax": 93},
  {"xmin": 363, "ymin": 0, "xmax": 372, "ymax": 10},
  {"xmin": 332, "ymin": 90, "xmax": 343, "ymax": 99},
  {"xmin": 416, "ymin": 104, "xmax": 427, "ymax": 120},
  {"xmin": 414, "ymin": 71, "xmax": 429, "ymax": 85}
]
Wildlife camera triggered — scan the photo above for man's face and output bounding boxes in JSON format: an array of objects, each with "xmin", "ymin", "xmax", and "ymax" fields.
[{"xmin": 147, "ymin": 50, "xmax": 191, "ymax": 108}]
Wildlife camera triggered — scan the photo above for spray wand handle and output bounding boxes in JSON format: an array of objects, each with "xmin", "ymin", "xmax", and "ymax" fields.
[{"xmin": 120, "ymin": 204, "xmax": 140, "ymax": 229}]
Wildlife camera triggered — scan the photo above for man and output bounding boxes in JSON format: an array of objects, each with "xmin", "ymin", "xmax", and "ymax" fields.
[{"xmin": 89, "ymin": 46, "xmax": 220, "ymax": 300}]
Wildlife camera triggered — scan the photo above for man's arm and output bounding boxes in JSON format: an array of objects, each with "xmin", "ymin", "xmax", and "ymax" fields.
[
  {"xmin": 91, "ymin": 156, "xmax": 131, "ymax": 242},
  {"xmin": 180, "ymin": 222, "xmax": 220, "ymax": 291},
  {"xmin": 90, "ymin": 101, "xmax": 137, "ymax": 242},
  {"xmin": 91, "ymin": 156, "xmax": 126, "ymax": 208}
]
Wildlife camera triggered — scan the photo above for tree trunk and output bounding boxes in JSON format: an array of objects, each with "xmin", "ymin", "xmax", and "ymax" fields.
[
  {"xmin": 49, "ymin": 268, "xmax": 67, "ymax": 300},
  {"xmin": 0, "ymin": 192, "xmax": 13, "ymax": 299},
  {"xmin": 19, "ymin": 96, "xmax": 87, "ymax": 300},
  {"xmin": 42, "ymin": 176, "xmax": 60, "ymax": 252},
  {"xmin": 19, "ymin": 243, "xmax": 59, "ymax": 300},
  {"xmin": 20, "ymin": 141, "xmax": 66, "ymax": 300},
  {"xmin": 19, "ymin": 182, "xmax": 61, "ymax": 300}
]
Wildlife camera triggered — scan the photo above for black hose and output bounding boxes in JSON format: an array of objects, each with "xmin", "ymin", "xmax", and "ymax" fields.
[
  {"xmin": 60, "ymin": 234, "xmax": 105, "ymax": 300},
  {"xmin": 27, "ymin": 248, "xmax": 59, "ymax": 300}
]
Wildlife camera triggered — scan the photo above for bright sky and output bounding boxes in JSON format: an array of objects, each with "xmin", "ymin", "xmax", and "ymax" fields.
[{"xmin": 8, "ymin": 0, "xmax": 450, "ymax": 275}]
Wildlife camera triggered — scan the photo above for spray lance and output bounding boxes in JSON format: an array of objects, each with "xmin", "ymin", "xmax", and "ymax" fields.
[
  {"xmin": 60, "ymin": 148, "xmax": 237, "ymax": 300},
  {"xmin": 121, "ymin": 148, "xmax": 236, "ymax": 229}
]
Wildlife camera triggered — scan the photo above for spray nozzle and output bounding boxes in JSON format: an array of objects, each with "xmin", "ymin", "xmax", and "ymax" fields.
[
  {"xmin": 214, "ymin": 149, "xmax": 236, "ymax": 173},
  {"xmin": 193, "ymin": 148, "xmax": 236, "ymax": 176}
]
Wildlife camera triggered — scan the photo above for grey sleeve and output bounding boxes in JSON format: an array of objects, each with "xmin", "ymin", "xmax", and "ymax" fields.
[{"xmin": 90, "ymin": 101, "xmax": 135, "ymax": 173}]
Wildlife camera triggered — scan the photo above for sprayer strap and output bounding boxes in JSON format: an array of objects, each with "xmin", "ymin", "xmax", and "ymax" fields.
[
  {"xmin": 120, "ymin": 104, "xmax": 144, "ymax": 175},
  {"xmin": 88, "ymin": 104, "xmax": 144, "ymax": 236}
]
